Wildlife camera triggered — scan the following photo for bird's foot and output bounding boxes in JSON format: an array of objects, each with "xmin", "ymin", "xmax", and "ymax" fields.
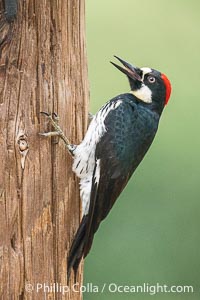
[{"xmin": 39, "ymin": 112, "xmax": 76, "ymax": 155}]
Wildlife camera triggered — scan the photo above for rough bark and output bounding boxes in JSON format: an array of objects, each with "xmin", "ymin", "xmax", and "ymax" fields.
[{"xmin": 0, "ymin": 1, "xmax": 88, "ymax": 299}]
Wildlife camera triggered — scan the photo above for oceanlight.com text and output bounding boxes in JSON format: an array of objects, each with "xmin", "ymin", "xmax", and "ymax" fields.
[{"xmin": 25, "ymin": 282, "xmax": 194, "ymax": 295}]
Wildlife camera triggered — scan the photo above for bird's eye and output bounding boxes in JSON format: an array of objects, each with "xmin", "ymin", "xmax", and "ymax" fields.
[{"xmin": 147, "ymin": 76, "xmax": 156, "ymax": 83}]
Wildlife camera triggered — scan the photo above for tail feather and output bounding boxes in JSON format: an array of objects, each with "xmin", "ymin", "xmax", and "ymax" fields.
[{"xmin": 67, "ymin": 215, "xmax": 88, "ymax": 283}]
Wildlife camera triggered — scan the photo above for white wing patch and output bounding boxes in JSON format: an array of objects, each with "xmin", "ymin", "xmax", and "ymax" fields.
[
  {"xmin": 114, "ymin": 100, "xmax": 123, "ymax": 109},
  {"xmin": 80, "ymin": 177, "xmax": 92, "ymax": 215},
  {"xmin": 94, "ymin": 159, "xmax": 101, "ymax": 184}
]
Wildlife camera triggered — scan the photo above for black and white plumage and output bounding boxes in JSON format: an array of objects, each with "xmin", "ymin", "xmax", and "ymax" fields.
[
  {"xmin": 40, "ymin": 56, "xmax": 172, "ymax": 281},
  {"xmin": 67, "ymin": 57, "xmax": 172, "ymax": 281},
  {"xmin": 68, "ymin": 94, "xmax": 159, "ymax": 280},
  {"xmin": 72, "ymin": 99, "xmax": 124, "ymax": 216}
]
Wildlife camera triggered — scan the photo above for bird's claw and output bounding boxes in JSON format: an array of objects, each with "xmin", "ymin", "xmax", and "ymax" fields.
[
  {"xmin": 40, "ymin": 111, "xmax": 59, "ymax": 121},
  {"xmin": 39, "ymin": 111, "xmax": 61, "ymax": 137},
  {"xmin": 52, "ymin": 112, "xmax": 59, "ymax": 121},
  {"xmin": 39, "ymin": 111, "xmax": 74, "ymax": 153},
  {"xmin": 40, "ymin": 111, "xmax": 51, "ymax": 117},
  {"xmin": 38, "ymin": 132, "xmax": 60, "ymax": 137}
]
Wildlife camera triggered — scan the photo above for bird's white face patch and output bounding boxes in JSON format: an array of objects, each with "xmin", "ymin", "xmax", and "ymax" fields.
[
  {"xmin": 129, "ymin": 67, "xmax": 152, "ymax": 103},
  {"xmin": 141, "ymin": 67, "xmax": 152, "ymax": 81},
  {"xmin": 130, "ymin": 84, "xmax": 152, "ymax": 103}
]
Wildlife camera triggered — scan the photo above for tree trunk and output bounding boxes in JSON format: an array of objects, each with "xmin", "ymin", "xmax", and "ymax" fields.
[{"xmin": 0, "ymin": 1, "xmax": 88, "ymax": 299}]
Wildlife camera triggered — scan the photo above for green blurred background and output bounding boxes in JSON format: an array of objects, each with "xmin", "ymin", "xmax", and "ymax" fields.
[{"xmin": 84, "ymin": 1, "xmax": 200, "ymax": 299}]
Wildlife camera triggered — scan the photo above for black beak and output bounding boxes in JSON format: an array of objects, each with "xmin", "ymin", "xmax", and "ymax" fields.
[{"xmin": 110, "ymin": 56, "xmax": 142, "ymax": 82}]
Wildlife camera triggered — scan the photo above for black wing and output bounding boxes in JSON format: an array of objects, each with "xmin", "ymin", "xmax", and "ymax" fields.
[
  {"xmin": 67, "ymin": 96, "xmax": 158, "ymax": 281},
  {"xmin": 84, "ymin": 99, "xmax": 140, "ymax": 256}
]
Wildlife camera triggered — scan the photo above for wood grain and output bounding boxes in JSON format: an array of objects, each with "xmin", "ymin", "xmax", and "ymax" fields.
[{"xmin": 0, "ymin": 1, "xmax": 88, "ymax": 299}]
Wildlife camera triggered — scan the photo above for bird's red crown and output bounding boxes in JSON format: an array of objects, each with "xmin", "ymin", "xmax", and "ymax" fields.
[{"xmin": 161, "ymin": 74, "xmax": 172, "ymax": 105}]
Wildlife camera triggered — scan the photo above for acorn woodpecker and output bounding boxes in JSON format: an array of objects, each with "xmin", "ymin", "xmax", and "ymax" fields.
[{"xmin": 40, "ymin": 56, "xmax": 172, "ymax": 281}]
